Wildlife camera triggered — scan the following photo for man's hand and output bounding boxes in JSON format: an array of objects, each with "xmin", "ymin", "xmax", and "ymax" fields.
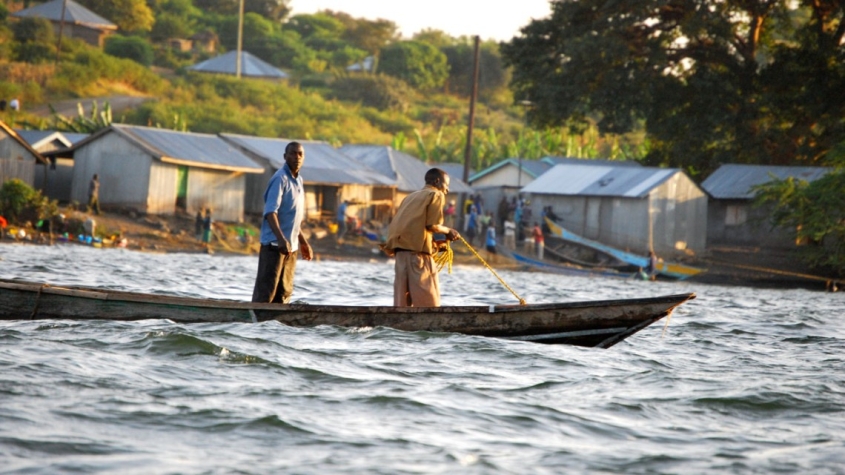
[
  {"xmin": 278, "ymin": 237, "xmax": 292, "ymax": 254},
  {"xmin": 299, "ymin": 239, "xmax": 313, "ymax": 261},
  {"xmin": 446, "ymin": 228, "xmax": 461, "ymax": 241}
]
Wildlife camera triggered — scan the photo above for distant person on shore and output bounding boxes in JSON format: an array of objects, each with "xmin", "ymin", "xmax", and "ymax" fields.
[
  {"xmin": 382, "ymin": 168, "xmax": 460, "ymax": 307},
  {"xmin": 9, "ymin": 98, "xmax": 20, "ymax": 112},
  {"xmin": 252, "ymin": 142, "xmax": 312, "ymax": 304},
  {"xmin": 336, "ymin": 199, "xmax": 349, "ymax": 243},
  {"xmin": 646, "ymin": 250, "xmax": 659, "ymax": 281},
  {"xmin": 533, "ymin": 222, "xmax": 544, "ymax": 260},
  {"xmin": 485, "ymin": 222, "xmax": 497, "ymax": 264},
  {"xmin": 88, "ymin": 174, "xmax": 100, "ymax": 215},
  {"xmin": 0, "ymin": 99, "xmax": 6, "ymax": 111},
  {"xmin": 202, "ymin": 209, "xmax": 212, "ymax": 245},
  {"xmin": 195, "ymin": 210, "xmax": 203, "ymax": 240},
  {"xmin": 444, "ymin": 199, "xmax": 456, "ymax": 227},
  {"xmin": 503, "ymin": 217, "xmax": 516, "ymax": 249}
]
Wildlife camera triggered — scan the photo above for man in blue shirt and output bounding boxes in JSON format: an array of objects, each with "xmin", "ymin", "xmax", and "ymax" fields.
[{"xmin": 251, "ymin": 142, "xmax": 313, "ymax": 303}]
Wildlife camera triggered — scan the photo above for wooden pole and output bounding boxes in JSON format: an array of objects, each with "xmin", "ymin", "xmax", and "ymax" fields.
[
  {"xmin": 236, "ymin": 0, "xmax": 244, "ymax": 78},
  {"xmin": 55, "ymin": 0, "xmax": 68, "ymax": 65},
  {"xmin": 462, "ymin": 36, "xmax": 480, "ymax": 185}
]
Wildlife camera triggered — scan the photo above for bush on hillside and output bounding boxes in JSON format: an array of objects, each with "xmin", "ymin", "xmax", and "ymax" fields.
[
  {"xmin": 105, "ymin": 35, "xmax": 154, "ymax": 66},
  {"xmin": 329, "ymin": 74, "xmax": 415, "ymax": 112},
  {"xmin": 14, "ymin": 42, "xmax": 55, "ymax": 64},
  {"xmin": 0, "ymin": 179, "xmax": 57, "ymax": 225},
  {"xmin": 11, "ymin": 17, "xmax": 54, "ymax": 44}
]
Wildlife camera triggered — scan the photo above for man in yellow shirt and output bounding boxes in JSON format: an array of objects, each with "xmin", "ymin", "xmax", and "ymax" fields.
[{"xmin": 383, "ymin": 168, "xmax": 461, "ymax": 307}]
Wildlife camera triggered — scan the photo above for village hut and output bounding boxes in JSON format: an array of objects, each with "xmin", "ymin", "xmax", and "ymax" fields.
[
  {"xmin": 0, "ymin": 121, "xmax": 48, "ymax": 189},
  {"xmin": 340, "ymin": 145, "xmax": 473, "ymax": 208},
  {"xmin": 521, "ymin": 164, "xmax": 708, "ymax": 257},
  {"xmin": 219, "ymin": 135, "xmax": 396, "ymax": 223},
  {"xmin": 701, "ymin": 164, "xmax": 831, "ymax": 249},
  {"xmin": 11, "ymin": 0, "xmax": 117, "ymax": 48},
  {"xmin": 188, "ymin": 51, "xmax": 288, "ymax": 79},
  {"xmin": 65, "ymin": 124, "xmax": 262, "ymax": 221},
  {"xmin": 16, "ymin": 130, "xmax": 88, "ymax": 202}
]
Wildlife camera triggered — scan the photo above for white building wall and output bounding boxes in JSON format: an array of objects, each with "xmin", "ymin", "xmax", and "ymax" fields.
[
  {"xmin": 471, "ymin": 165, "xmax": 536, "ymax": 188},
  {"xmin": 188, "ymin": 169, "xmax": 245, "ymax": 222}
]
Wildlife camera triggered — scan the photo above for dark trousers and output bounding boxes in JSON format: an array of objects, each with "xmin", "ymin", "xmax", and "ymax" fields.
[{"xmin": 252, "ymin": 244, "xmax": 297, "ymax": 303}]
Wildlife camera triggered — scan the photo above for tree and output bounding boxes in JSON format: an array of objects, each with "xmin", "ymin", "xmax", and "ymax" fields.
[
  {"xmin": 76, "ymin": 0, "xmax": 154, "ymax": 32},
  {"xmin": 441, "ymin": 40, "xmax": 508, "ymax": 98},
  {"xmin": 754, "ymin": 149, "xmax": 845, "ymax": 275},
  {"xmin": 191, "ymin": 0, "xmax": 290, "ymax": 20},
  {"xmin": 379, "ymin": 41, "xmax": 449, "ymax": 90},
  {"xmin": 501, "ymin": 0, "xmax": 845, "ymax": 178},
  {"xmin": 105, "ymin": 35, "xmax": 154, "ymax": 66},
  {"xmin": 322, "ymin": 10, "xmax": 399, "ymax": 56}
]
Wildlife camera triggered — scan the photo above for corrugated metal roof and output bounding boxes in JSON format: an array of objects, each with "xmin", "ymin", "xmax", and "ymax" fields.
[
  {"xmin": 112, "ymin": 125, "xmax": 263, "ymax": 173},
  {"xmin": 434, "ymin": 162, "xmax": 475, "ymax": 183},
  {"xmin": 62, "ymin": 132, "xmax": 90, "ymax": 145},
  {"xmin": 340, "ymin": 145, "xmax": 473, "ymax": 193},
  {"xmin": 14, "ymin": 129, "xmax": 71, "ymax": 149},
  {"xmin": 0, "ymin": 121, "xmax": 48, "ymax": 164},
  {"xmin": 701, "ymin": 164, "xmax": 831, "ymax": 199},
  {"xmin": 521, "ymin": 164, "xmax": 680, "ymax": 198},
  {"xmin": 541, "ymin": 156, "xmax": 643, "ymax": 167},
  {"xmin": 188, "ymin": 51, "xmax": 288, "ymax": 78},
  {"xmin": 469, "ymin": 158, "xmax": 552, "ymax": 183},
  {"xmin": 220, "ymin": 134, "xmax": 394, "ymax": 186},
  {"xmin": 12, "ymin": 0, "xmax": 117, "ymax": 29}
]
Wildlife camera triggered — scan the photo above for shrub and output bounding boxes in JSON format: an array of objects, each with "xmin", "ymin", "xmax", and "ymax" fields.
[
  {"xmin": 11, "ymin": 17, "xmax": 54, "ymax": 44},
  {"xmin": 104, "ymin": 35, "xmax": 154, "ymax": 66},
  {"xmin": 329, "ymin": 74, "xmax": 416, "ymax": 112},
  {"xmin": 0, "ymin": 179, "xmax": 57, "ymax": 225},
  {"xmin": 14, "ymin": 42, "xmax": 55, "ymax": 64}
]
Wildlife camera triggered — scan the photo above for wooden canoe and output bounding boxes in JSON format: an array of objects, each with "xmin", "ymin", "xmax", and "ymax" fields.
[{"xmin": 0, "ymin": 279, "xmax": 695, "ymax": 349}]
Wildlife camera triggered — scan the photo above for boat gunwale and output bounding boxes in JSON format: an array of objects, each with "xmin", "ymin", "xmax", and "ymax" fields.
[{"xmin": 0, "ymin": 278, "xmax": 696, "ymax": 314}]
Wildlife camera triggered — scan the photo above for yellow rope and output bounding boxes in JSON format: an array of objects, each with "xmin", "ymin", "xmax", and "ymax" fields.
[
  {"xmin": 457, "ymin": 236, "xmax": 527, "ymax": 306},
  {"xmin": 433, "ymin": 242, "xmax": 454, "ymax": 274}
]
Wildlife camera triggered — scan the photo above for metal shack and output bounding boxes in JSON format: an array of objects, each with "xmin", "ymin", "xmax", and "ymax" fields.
[
  {"xmin": 220, "ymin": 135, "xmax": 396, "ymax": 222},
  {"xmin": 701, "ymin": 164, "xmax": 831, "ymax": 249},
  {"xmin": 11, "ymin": 0, "xmax": 118, "ymax": 48},
  {"xmin": 521, "ymin": 164, "xmax": 708, "ymax": 257},
  {"xmin": 0, "ymin": 121, "xmax": 47, "ymax": 188},
  {"xmin": 17, "ymin": 129, "xmax": 88, "ymax": 202},
  {"xmin": 68, "ymin": 124, "xmax": 262, "ymax": 222},
  {"xmin": 340, "ymin": 145, "xmax": 473, "ymax": 207}
]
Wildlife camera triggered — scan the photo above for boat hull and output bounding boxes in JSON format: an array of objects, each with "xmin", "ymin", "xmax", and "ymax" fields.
[{"xmin": 0, "ymin": 279, "xmax": 695, "ymax": 349}]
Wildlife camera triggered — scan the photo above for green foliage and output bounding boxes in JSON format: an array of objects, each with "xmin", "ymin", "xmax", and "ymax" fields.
[
  {"xmin": 440, "ymin": 41, "xmax": 508, "ymax": 99},
  {"xmin": 328, "ymin": 74, "xmax": 415, "ymax": 111},
  {"xmin": 76, "ymin": 0, "xmax": 154, "ymax": 32},
  {"xmin": 380, "ymin": 41, "xmax": 449, "ymax": 90},
  {"xmin": 49, "ymin": 101, "xmax": 113, "ymax": 133},
  {"xmin": 51, "ymin": 48, "xmax": 165, "ymax": 95},
  {"xmin": 0, "ymin": 179, "xmax": 57, "ymax": 225},
  {"xmin": 14, "ymin": 42, "xmax": 55, "ymax": 64},
  {"xmin": 501, "ymin": 0, "xmax": 845, "ymax": 177},
  {"xmin": 104, "ymin": 35, "xmax": 154, "ymax": 66},
  {"xmin": 150, "ymin": 12, "xmax": 195, "ymax": 42},
  {"xmin": 11, "ymin": 17, "xmax": 54, "ymax": 44},
  {"xmin": 0, "ymin": 3, "xmax": 8, "ymax": 21},
  {"xmin": 11, "ymin": 17, "xmax": 55, "ymax": 63}
]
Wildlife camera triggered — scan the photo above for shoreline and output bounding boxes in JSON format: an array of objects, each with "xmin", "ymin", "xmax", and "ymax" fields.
[{"xmin": 1, "ymin": 209, "xmax": 839, "ymax": 292}]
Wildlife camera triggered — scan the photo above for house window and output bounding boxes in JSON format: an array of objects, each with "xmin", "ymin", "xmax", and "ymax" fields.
[{"xmin": 725, "ymin": 205, "xmax": 747, "ymax": 225}]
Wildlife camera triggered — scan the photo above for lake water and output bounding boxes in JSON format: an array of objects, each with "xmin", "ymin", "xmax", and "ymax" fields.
[{"xmin": 1, "ymin": 242, "xmax": 843, "ymax": 474}]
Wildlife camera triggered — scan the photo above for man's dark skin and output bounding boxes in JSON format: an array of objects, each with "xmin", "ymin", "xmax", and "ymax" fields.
[{"xmin": 265, "ymin": 143, "xmax": 313, "ymax": 260}]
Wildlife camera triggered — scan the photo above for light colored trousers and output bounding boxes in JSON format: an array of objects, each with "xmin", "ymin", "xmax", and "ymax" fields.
[{"xmin": 394, "ymin": 251, "xmax": 440, "ymax": 307}]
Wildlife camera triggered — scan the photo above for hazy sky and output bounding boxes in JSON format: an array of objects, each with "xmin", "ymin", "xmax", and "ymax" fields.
[{"xmin": 288, "ymin": 0, "xmax": 553, "ymax": 42}]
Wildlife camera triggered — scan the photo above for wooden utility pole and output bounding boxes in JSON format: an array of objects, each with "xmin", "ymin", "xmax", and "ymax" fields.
[
  {"xmin": 236, "ymin": 0, "xmax": 244, "ymax": 78},
  {"xmin": 55, "ymin": 0, "xmax": 68, "ymax": 65},
  {"xmin": 462, "ymin": 35, "xmax": 481, "ymax": 185}
]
